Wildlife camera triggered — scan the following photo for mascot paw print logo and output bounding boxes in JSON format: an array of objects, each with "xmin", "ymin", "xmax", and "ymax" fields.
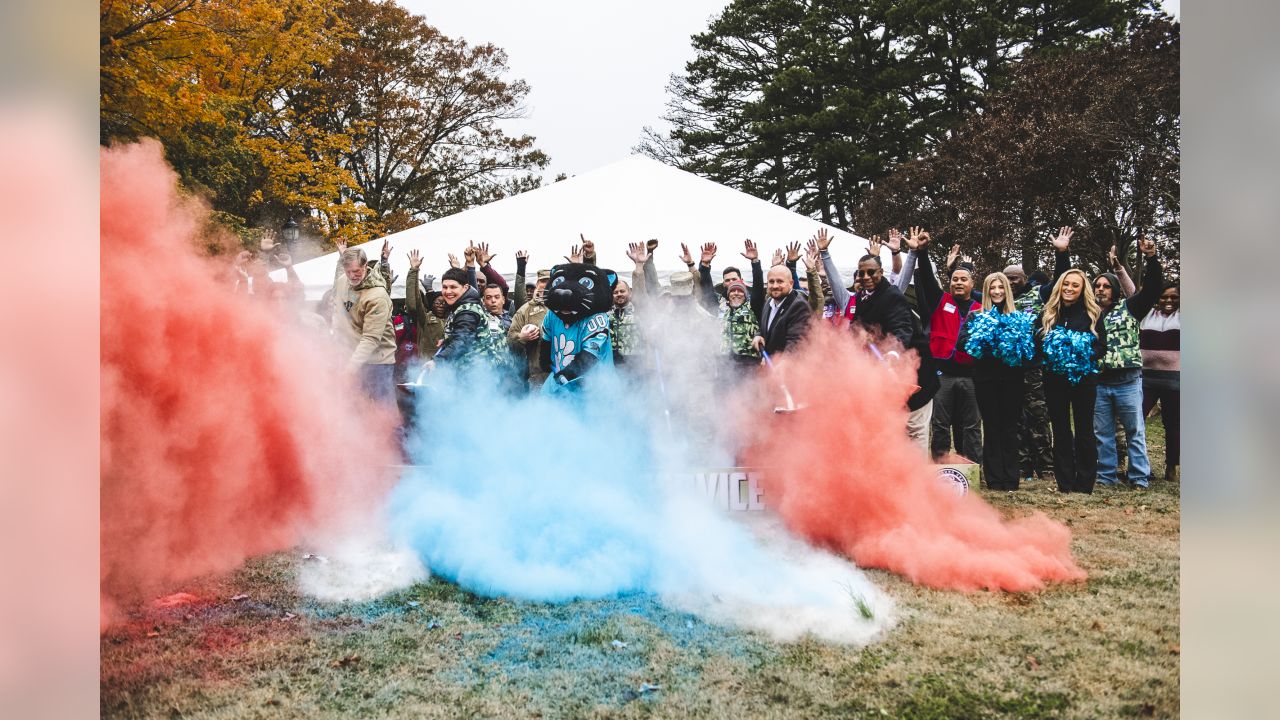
[{"xmin": 556, "ymin": 335, "xmax": 577, "ymax": 368}]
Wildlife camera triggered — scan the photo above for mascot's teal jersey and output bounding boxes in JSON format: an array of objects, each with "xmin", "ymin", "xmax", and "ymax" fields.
[{"xmin": 541, "ymin": 311, "xmax": 613, "ymax": 377}]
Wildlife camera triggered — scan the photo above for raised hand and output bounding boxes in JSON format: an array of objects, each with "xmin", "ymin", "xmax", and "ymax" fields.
[
  {"xmin": 741, "ymin": 239, "xmax": 759, "ymax": 262},
  {"xmin": 786, "ymin": 241, "xmax": 801, "ymax": 263},
  {"xmin": 700, "ymin": 242, "xmax": 717, "ymax": 266},
  {"xmin": 1050, "ymin": 226, "xmax": 1074, "ymax": 252},
  {"xmin": 907, "ymin": 226, "xmax": 931, "ymax": 250},
  {"xmin": 813, "ymin": 227, "xmax": 833, "ymax": 251},
  {"xmin": 771, "ymin": 248, "xmax": 785, "ymax": 267},
  {"xmin": 515, "ymin": 249, "xmax": 529, "ymax": 264},
  {"xmin": 275, "ymin": 252, "xmax": 293, "ymax": 267},
  {"xmin": 947, "ymin": 243, "xmax": 961, "ymax": 268},
  {"xmin": 448, "ymin": 253, "xmax": 460, "ymax": 269},
  {"xmin": 579, "ymin": 233, "xmax": 595, "ymax": 258},
  {"xmin": 565, "ymin": 244, "xmax": 584, "ymax": 264},
  {"xmin": 335, "ymin": 240, "xmax": 348, "ymax": 254},
  {"xmin": 679, "ymin": 243, "xmax": 694, "ymax": 266},
  {"xmin": 626, "ymin": 241, "xmax": 649, "ymax": 265},
  {"xmin": 381, "ymin": 239, "xmax": 392, "ymax": 261},
  {"xmin": 885, "ymin": 228, "xmax": 903, "ymax": 253},
  {"xmin": 477, "ymin": 241, "xmax": 496, "ymax": 266},
  {"xmin": 867, "ymin": 235, "xmax": 883, "ymax": 257},
  {"xmin": 1138, "ymin": 235, "xmax": 1156, "ymax": 257},
  {"xmin": 463, "ymin": 242, "xmax": 477, "ymax": 266},
  {"xmin": 408, "ymin": 249, "xmax": 423, "ymax": 270},
  {"xmin": 803, "ymin": 243, "xmax": 819, "ymax": 270}
]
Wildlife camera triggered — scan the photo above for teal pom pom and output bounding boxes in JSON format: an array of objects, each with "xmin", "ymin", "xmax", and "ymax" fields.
[{"xmin": 1042, "ymin": 327, "xmax": 1096, "ymax": 384}]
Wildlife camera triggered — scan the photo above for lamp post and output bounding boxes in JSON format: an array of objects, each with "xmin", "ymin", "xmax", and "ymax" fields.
[{"xmin": 281, "ymin": 216, "xmax": 299, "ymax": 250}]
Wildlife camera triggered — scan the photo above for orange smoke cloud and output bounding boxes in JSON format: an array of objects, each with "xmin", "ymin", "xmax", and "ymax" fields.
[
  {"xmin": 100, "ymin": 141, "xmax": 398, "ymax": 622},
  {"xmin": 742, "ymin": 324, "xmax": 1085, "ymax": 592}
]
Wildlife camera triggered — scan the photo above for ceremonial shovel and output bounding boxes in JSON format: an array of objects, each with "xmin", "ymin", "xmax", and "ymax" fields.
[{"xmin": 760, "ymin": 350, "xmax": 806, "ymax": 414}]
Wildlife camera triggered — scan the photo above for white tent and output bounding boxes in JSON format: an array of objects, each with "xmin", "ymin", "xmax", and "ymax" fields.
[{"xmin": 281, "ymin": 155, "xmax": 880, "ymax": 300}]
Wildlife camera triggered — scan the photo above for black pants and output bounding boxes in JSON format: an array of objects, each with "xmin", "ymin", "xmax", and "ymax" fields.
[
  {"xmin": 1142, "ymin": 370, "xmax": 1180, "ymax": 469},
  {"xmin": 976, "ymin": 371, "xmax": 1025, "ymax": 490},
  {"xmin": 1044, "ymin": 373, "xmax": 1098, "ymax": 493},
  {"xmin": 931, "ymin": 374, "xmax": 982, "ymax": 463}
]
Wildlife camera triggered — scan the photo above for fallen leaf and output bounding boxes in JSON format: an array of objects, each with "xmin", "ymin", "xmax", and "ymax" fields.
[
  {"xmin": 1168, "ymin": 644, "xmax": 1180, "ymax": 655},
  {"xmin": 229, "ymin": 593, "xmax": 249, "ymax": 602},
  {"xmin": 145, "ymin": 631, "xmax": 160, "ymax": 638},
  {"xmin": 282, "ymin": 613, "xmax": 297, "ymax": 621},
  {"xmin": 1090, "ymin": 620, "xmax": 1104, "ymax": 631},
  {"xmin": 1124, "ymin": 507, "xmax": 1135, "ymax": 516},
  {"xmin": 1026, "ymin": 655, "xmax": 1040, "ymax": 670}
]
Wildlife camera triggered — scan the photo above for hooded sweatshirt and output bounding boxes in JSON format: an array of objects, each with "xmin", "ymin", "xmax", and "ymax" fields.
[{"xmin": 333, "ymin": 264, "xmax": 396, "ymax": 369}]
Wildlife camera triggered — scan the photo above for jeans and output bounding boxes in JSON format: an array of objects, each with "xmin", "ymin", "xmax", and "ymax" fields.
[
  {"xmin": 1045, "ymin": 373, "xmax": 1098, "ymax": 493},
  {"xmin": 1095, "ymin": 377, "xmax": 1152, "ymax": 487},
  {"xmin": 931, "ymin": 374, "xmax": 982, "ymax": 463}
]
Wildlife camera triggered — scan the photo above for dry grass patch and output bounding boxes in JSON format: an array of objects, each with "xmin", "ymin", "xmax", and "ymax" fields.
[{"xmin": 102, "ymin": 421, "xmax": 1179, "ymax": 719}]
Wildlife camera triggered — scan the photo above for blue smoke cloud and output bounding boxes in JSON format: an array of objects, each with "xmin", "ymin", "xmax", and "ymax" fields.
[{"xmin": 388, "ymin": 362, "xmax": 894, "ymax": 644}]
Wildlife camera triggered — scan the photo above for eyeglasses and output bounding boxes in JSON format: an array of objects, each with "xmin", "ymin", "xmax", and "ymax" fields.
[{"xmin": 855, "ymin": 269, "xmax": 880, "ymax": 278}]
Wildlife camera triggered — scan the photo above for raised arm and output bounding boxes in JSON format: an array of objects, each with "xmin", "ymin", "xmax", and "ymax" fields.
[
  {"xmin": 1108, "ymin": 244, "xmax": 1137, "ymax": 297},
  {"xmin": 697, "ymin": 242, "xmax": 718, "ymax": 310},
  {"xmin": 785, "ymin": 241, "xmax": 802, "ymax": 289},
  {"xmin": 580, "ymin": 234, "xmax": 597, "ymax": 267},
  {"xmin": 910, "ymin": 227, "xmax": 942, "ymax": 317},
  {"xmin": 895, "ymin": 249, "xmax": 917, "ymax": 292},
  {"xmin": 513, "ymin": 250, "xmax": 529, "ymax": 309},
  {"xmin": 1039, "ymin": 226, "xmax": 1074, "ymax": 303},
  {"xmin": 741, "ymin": 240, "xmax": 765, "ymax": 318},
  {"xmin": 405, "ymin": 250, "xmax": 426, "ymax": 324},
  {"xmin": 626, "ymin": 242, "xmax": 651, "ymax": 297},
  {"xmin": 476, "ymin": 242, "xmax": 508, "ymax": 294},
  {"xmin": 885, "ymin": 229, "xmax": 904, "ymax": 277},
  {"xmin": 1125, "ymin": 237, "xmax": 1164, "ymax": 321},
  {"xmin": 815, "ymin": 229, "xmax": 850, "ymax": 311}
]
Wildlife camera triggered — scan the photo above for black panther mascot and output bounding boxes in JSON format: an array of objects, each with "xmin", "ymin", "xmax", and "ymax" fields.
[{"xmin": 538, "ymin": 263, "xmax": 617, "ymax": 390}]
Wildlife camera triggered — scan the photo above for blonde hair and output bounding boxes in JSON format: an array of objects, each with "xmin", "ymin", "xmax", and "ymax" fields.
[
  {"xmin": 1041, "ymin": 269, "xmax": 1101, "ymax": 336},
  {"xmin": 981, "ymin": 272, "xmax": 1017, "ymax": 314}
]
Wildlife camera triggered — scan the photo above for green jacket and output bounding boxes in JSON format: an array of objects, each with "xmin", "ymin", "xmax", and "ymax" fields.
[
  {"xmin": 405, "ymin": 266, "xmax": 446, "ymax": 358},
  {"xmin": 720, "ymin": 299, "xmax": 759, "ymax": 357}
]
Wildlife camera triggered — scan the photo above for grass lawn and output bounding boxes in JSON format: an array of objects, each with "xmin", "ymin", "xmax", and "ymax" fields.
[{"xmin": 101, "ymin": 419, "xmax": 1179, "ymax": 719}]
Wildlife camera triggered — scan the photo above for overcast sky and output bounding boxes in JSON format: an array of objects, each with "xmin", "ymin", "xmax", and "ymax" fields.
[{"xmin": 400, "ymin": 0, "xmax": 1179, "ymax": 179}]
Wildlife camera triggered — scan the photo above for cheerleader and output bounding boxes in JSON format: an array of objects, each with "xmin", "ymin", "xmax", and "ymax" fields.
[
  {"xmin": 959, "ymin": 272, "xmax": 1034, "ymax": 490},
  {"xmin": 1036, "ymin": 269, "xmax": 1107, "ymax": 494}
]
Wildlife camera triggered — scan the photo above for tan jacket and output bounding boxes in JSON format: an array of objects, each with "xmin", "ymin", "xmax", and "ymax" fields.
[
  {"xmin": 508, "ymin": 297, "xmax": 550, "ymax": 382},
  {"xmin": 332, "ymin": 261, "xmax": 396, "ymax": 368}
]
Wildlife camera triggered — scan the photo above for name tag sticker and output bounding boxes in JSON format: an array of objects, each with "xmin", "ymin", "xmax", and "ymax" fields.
[{"xmin": 943, "ymin": 303, "xmax": 956, "ymax": 314}]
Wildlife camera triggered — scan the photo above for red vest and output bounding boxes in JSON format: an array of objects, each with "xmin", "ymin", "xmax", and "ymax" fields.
[{"xmin": 929, "ymin": 295, "xmax": 980, "ymax": 365}]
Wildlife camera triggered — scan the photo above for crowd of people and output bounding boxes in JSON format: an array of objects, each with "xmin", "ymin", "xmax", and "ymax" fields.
[{"xmin": 240, "ymin": 225, "xmax": 1180, "ymax": 494}]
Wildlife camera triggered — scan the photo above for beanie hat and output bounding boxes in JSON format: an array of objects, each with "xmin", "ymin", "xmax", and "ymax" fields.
[
  {"xmin": 725, "ymin": 279, "xmax": 748, "ymax": 296},
  {"xmin": 1097, "ymin": 272, "xmax": 1126, "ymax": 299}
]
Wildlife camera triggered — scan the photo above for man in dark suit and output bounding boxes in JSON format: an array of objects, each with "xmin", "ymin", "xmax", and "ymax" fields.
[{"xmin": 751, "ymin": 265, "xmax": 812, "ymax": 355}]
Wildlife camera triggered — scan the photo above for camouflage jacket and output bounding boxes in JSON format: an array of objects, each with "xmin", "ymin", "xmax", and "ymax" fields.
[
  {"xmin": 1100, "ymin": 305, "xmax": 1143, "ymax": 371},
  {"xmin": 611, "ymin": 303, "xmax": 640, "ymax": 357},
  {"xmin": 720, "ymin": 299, "xmax": 760, "ymax": 357},
  {"xmin": 1015, "ymin": 288, "xmax": 1045, "ymax": 316},
  {"xmin": 442, "ymin": 299, "xmax": 510, "ymax": 370}
]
